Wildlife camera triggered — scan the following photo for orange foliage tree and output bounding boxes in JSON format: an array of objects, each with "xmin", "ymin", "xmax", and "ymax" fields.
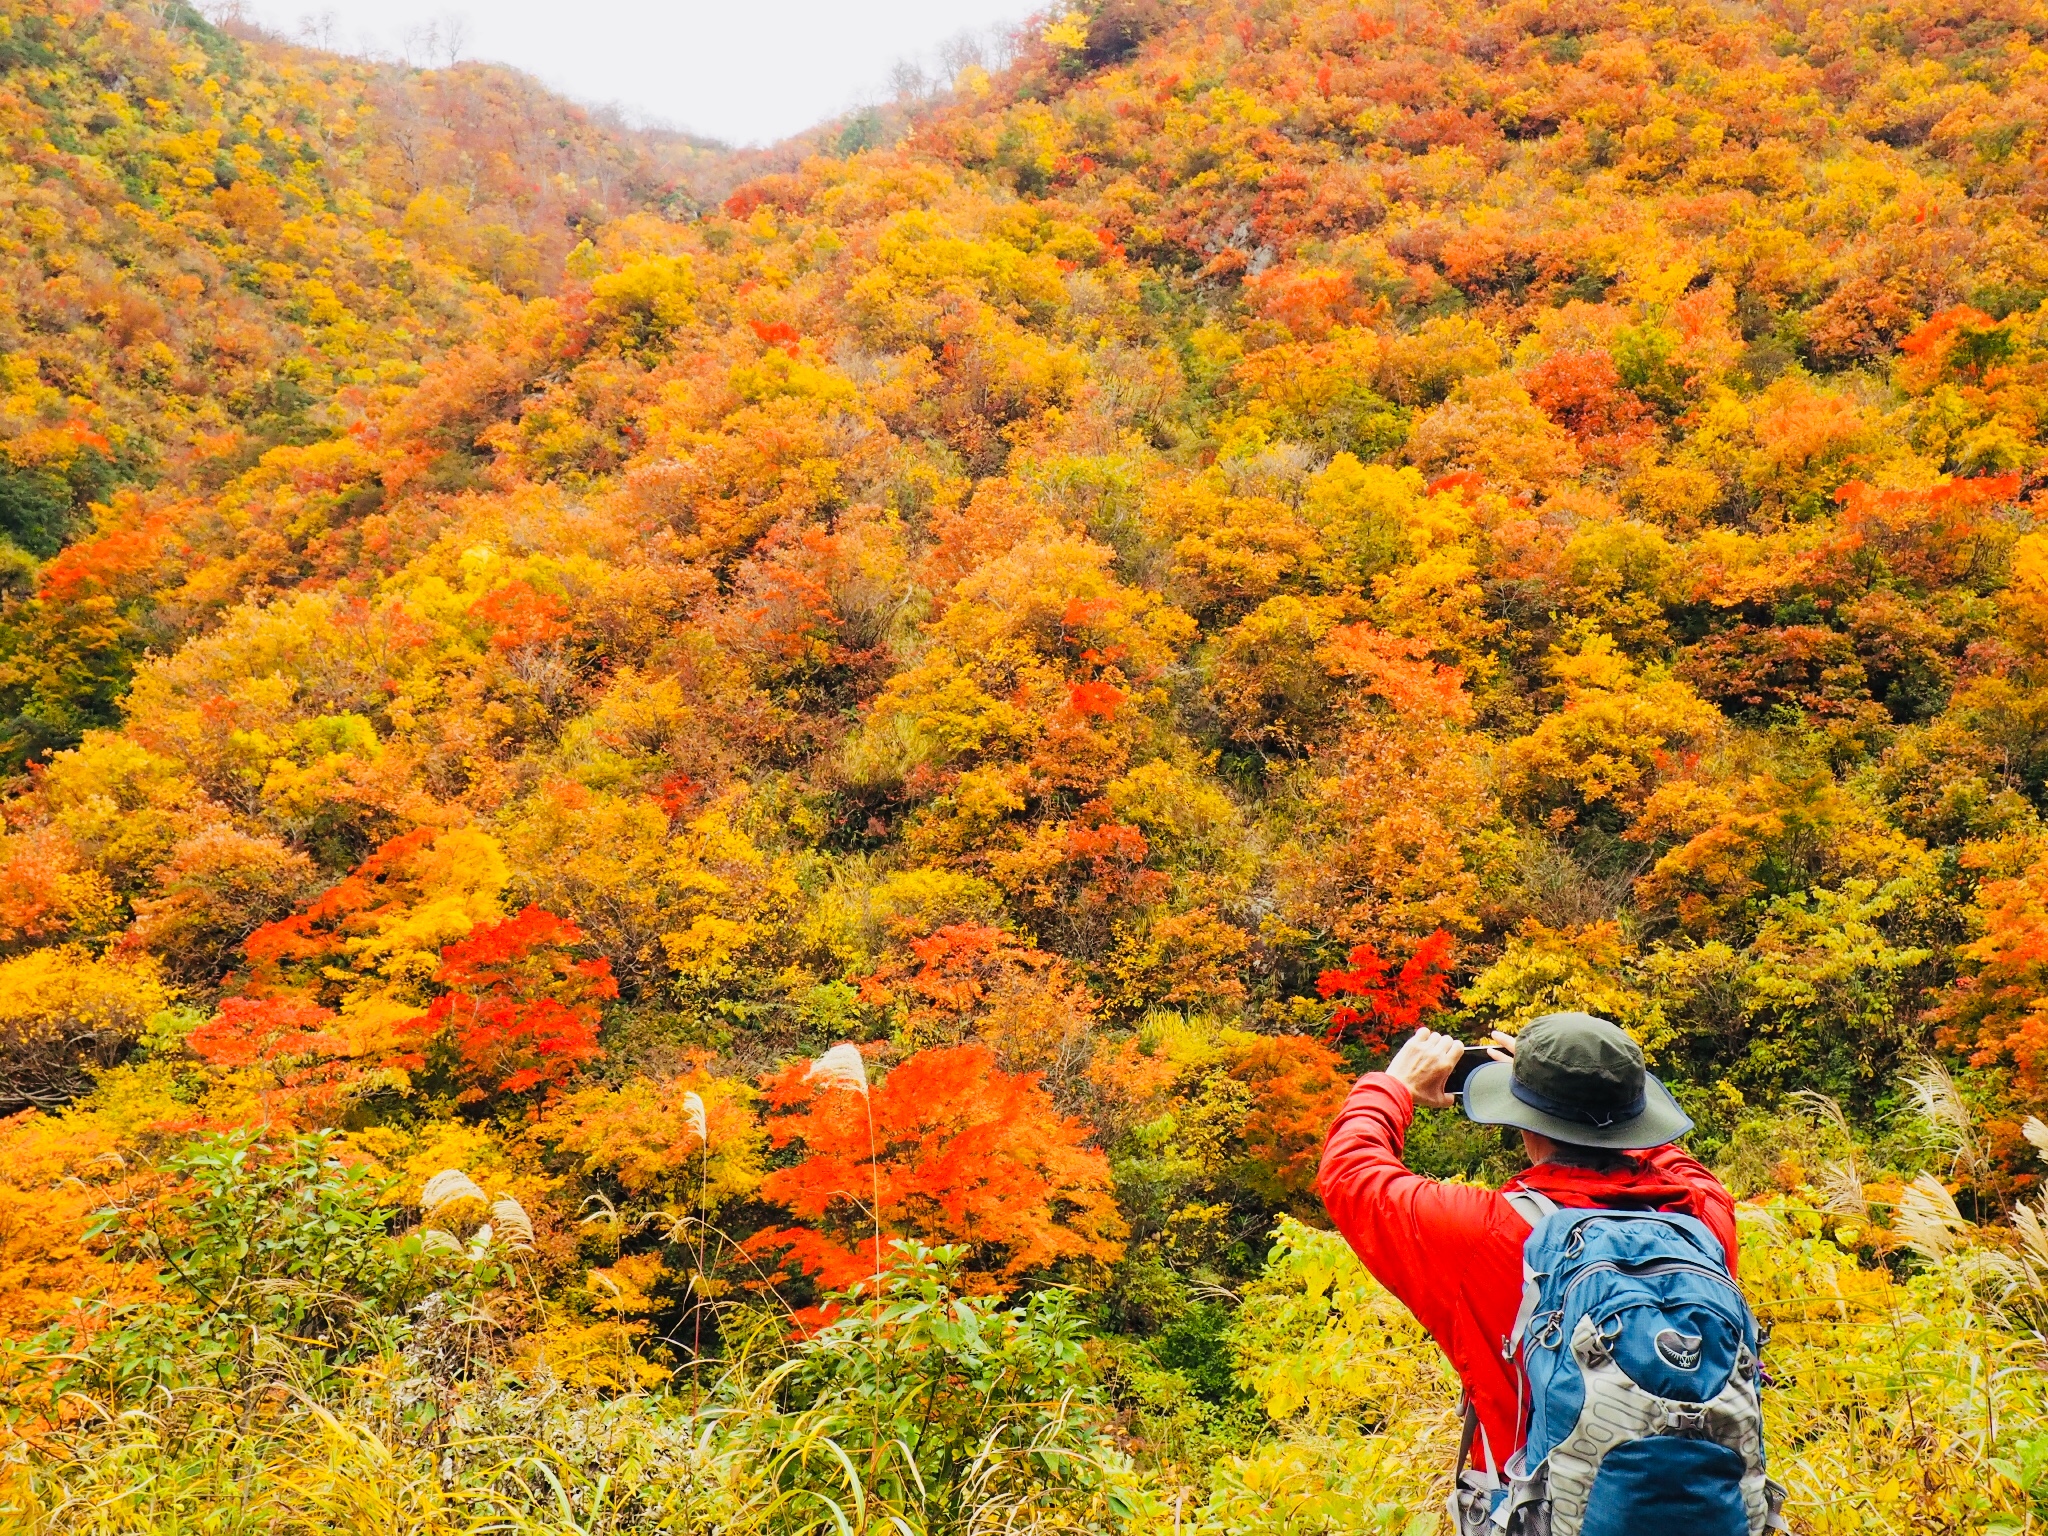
[
  {"xmin": 744, "ymin": 1043, "xmax": 1125, "ymax": 1316},
  {"xmin": 186, "ymin": 996, "xmax": 391, "ymax": 1119},
  {"xmin": 854, "ymin": 923, "xmax": 1077, "ymax": 1044},
  {"xmin": 1225, "ymin": 1033, "xmax": 1355, "ymax": 1205},
  {"xmin": 855, "ymin": 925, "xmax": 1042, "ymax": 1023},
  {"xmin": 1941, "ymin": 854, "xmax": 2048, "ymax": 1108},
  {"xmin": 238, "ymin": 829, "xmax": 499, "ymax": 1002}
]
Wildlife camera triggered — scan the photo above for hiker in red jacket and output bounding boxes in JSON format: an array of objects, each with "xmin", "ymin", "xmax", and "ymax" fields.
[{"xmin": 1318, "ymin": 1011, "xmax": 1738, "ymax": 1484}]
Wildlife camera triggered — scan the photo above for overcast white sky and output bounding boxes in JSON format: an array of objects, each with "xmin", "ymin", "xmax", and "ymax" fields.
[{"xmin": 225, "ymin": 1, "xmax": 1045, "ymax": 147}]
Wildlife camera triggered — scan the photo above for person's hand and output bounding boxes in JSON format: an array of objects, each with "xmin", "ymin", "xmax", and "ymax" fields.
[
  {"xmin": 1486, "ymin": 1029, "xmax": 1516, "ymax": 1062},
  {"xmin": 1385, "ymin": 1026, "xmax": 1465, "ymax": 1110}
]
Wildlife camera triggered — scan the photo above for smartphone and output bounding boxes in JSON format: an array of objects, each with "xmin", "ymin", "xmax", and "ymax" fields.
[{"xmin": 1446, "ymin": 1045, "xmax": 1496, "ymax": 1097}]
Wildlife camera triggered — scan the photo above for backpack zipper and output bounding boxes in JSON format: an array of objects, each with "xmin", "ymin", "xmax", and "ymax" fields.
[
  {"xmin": 1519, "ymin": 1258, "xmax": 1750, "ymax": 1353},
  {"xmin": 1557, "ymin": 1256, "xmax": 1737, "ymax": 1305},
  {"xmin": 1510, "ymin": 1234, "xmax": 1749, "ymax": 1359}
]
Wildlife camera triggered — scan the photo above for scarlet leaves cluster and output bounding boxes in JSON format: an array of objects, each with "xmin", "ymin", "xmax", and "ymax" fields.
[
  {"xmin": 418, "ymin": 906, "xmax": 615, "ymax": 1099},
  {"xmin": 194, "ymin": 828, "xmax": 608, "ymax": 1111},
  {"xmin": 1067, "ymin": 679, "xmax": 1128, "ymax": 717},
  {"xmin": 240, "ymin": 829, "xmax": 446, "ymax": 1000},
  {"xmin": 1317, "ymin": 929, "xmax": 1458, "ymax": 1052},
  {"xmin": 188, "ymin": 995, "xmax": 345, "ymax": 1073},
  {"xmin": 468, "ymin": 581, "xmax": 570, "ymax": 652},
  {"xmin": 186, "ymin": 996, "xmax": 399, "ymax": 1115}
]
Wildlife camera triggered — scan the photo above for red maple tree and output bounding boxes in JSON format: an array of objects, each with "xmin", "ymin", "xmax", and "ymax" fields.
[
  {"xmin": 1317, "ymin": 928, "xmax": 1457, "ymax": 1052},
  {"xmin": 416, "ymin": 906, "xmax": 615, "ymax": 1100},
  {"xmin": 468, "ymin": 579, "xmax": 569, "ymax": 651}
]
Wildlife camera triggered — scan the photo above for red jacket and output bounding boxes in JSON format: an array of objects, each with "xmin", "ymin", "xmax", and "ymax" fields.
[{"xmin": 1317, "ymin": 1072, "xmax": 1740, "ymax": 1474}]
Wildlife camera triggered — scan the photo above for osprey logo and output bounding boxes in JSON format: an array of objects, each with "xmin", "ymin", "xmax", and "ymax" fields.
[{"xmin": 1655, "ymin": 1328, "xmax": 1704, "ymax": 1371}]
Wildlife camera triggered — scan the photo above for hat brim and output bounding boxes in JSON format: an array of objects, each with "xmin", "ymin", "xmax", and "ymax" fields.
[{"xmin": 1460, "ymin": 1061, "xmax": 1693, "ymax": 1150}]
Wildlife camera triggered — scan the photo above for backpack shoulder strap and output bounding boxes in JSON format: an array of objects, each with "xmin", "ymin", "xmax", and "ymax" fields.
[
  {"xmin": 1503, "ymin": 1187, "xmax": 1559, "ymax": 1228},
  {"xmin": 1451, "ymin": 1393, "xmax": 1504, "ymax": 1489},
  {"xmin": 1502, "ymin": 1188, "xmax": 1562, "ymax": 1366}
]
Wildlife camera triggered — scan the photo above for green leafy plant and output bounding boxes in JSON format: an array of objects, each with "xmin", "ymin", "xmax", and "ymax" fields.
[{"xmin": 32, "ymin": 1131, "xmax": 452, "ymax": 1407}]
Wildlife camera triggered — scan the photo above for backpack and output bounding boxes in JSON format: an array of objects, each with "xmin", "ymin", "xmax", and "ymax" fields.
[{"xmin": 1450, "ymin": 1189, "xmax": 1789, "ymax": 1536}]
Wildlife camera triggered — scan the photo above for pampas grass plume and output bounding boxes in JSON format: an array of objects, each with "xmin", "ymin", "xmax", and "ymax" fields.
[
  {"xmin": 421, "ymin": 1168, "xmax": 487, "ymax": 1215},
  {"xmin": 806, "ymin": 1043, "xmax": 869, "ymax": 1095}
]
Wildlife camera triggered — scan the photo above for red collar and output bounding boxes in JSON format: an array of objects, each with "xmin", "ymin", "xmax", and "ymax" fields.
[{"xmin": 1507, "ymin": 1158, "xmax": 1703, "ymax": 1213}]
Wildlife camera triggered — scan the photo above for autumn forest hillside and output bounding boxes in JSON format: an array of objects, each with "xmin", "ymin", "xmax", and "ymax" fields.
[
  {"xmin": 7, "ymin": 0, "xmax": 2048, "ymax": 1529},
  {"xmin": 0, "ymin": 0, "xmax": 718, "ymax": 751}
]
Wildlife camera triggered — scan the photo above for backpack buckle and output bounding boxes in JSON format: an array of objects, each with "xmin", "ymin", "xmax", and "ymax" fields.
[{"xmin": 1658, "ymin": 1403, "xmax": 1710, "ymax": 1437}]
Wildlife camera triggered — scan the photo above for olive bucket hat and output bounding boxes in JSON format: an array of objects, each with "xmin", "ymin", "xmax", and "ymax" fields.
[{"xmin": 1461, "ymin": 1011, "xmax": 1692, "ymax": 1150}]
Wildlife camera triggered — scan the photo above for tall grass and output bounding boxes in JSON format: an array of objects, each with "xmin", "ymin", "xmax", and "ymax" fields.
[
  {"xmin": 3, "ymin": 1292, "xmax": 1146, "ymax": 1536},
  {"xmin": 20, "ymin": 1107, "xmax": 2048, "ymax": 1534},
  {"xmin": 0, "ymin": 1132, "xmax": 1145, "ymax": 1536}
]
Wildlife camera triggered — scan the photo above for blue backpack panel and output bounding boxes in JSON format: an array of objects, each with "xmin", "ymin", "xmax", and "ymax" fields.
[{"xmin": 1453, "ymin": 1192, "xmax": 1788, "ymax": 1536}]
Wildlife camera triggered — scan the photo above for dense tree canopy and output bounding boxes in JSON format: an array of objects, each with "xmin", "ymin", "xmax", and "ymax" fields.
[{"xmin": 10, "ymin": 0, "xmax": 2048, "ymax": 1527}]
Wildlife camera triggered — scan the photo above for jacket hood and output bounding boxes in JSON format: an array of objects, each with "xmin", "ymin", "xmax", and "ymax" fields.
[{"xmin": 1507, "ymin": 1157, "xmax": 1715, "ymax": 1218}]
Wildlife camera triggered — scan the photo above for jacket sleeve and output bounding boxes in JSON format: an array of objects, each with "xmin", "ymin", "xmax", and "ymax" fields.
[
  {"xmin": 1641, "ymin": 1140, "xmax": 1742, "ymax": 1279},
  {"xmin": 1317, "ymin": 1072, "xmax": 1508, "ymax": 1340}
]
